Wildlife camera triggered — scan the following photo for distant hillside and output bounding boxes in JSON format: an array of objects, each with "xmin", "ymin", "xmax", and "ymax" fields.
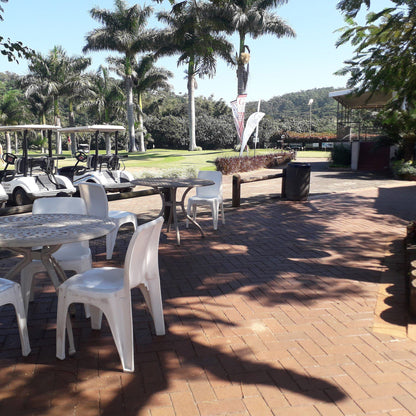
[{"xmin": 245, "ymin": 87, "xmax": 339, "ymax": 134}]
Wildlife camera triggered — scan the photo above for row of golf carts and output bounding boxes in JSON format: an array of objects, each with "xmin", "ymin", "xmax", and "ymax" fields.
[{"xmin": 0, "ymin": 124, "xmax": 135, "ymax": 206}]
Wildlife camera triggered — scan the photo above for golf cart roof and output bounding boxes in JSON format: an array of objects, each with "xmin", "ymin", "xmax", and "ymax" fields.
[
  {"xmin": 0, "ymin": 124, "xmax": 59, "ymax": 132},
  {"xmin": 58, "ymin": 125, "xmax": 125, "ymax": 134}
]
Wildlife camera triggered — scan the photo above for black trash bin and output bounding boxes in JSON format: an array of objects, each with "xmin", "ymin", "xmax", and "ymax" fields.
[{"xmin": 284, "ymin": 162, "xmax": 311, "ymax": 201}]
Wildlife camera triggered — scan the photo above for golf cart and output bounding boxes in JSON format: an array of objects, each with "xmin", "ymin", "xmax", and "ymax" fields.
[
  {"xmin": 58, "ymin": 125, "xmax": 135, "ymax": 193},
  {"xmin": 0, "ymin": 125, "xmax": 76, "ymax": 205}
]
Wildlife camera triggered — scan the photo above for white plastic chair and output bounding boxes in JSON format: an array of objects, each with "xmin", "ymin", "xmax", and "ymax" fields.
[
  {"xmin": 186, "ymin": 171, "xmax": 225, "ymax": 230},
  {"xmin": 20, "ymin": 197, "xmax": 92, "ymax": 313},
  {"xmin": 0, "ymin": 278, "xmax": 31, "ymax": 356},
  {"xmin": 78, "ymin": 182, "xmax": 138, "ymax": 260},
  {"xmin": 56, "ymin": 216, "xmax": 165, "ymax": 373}
]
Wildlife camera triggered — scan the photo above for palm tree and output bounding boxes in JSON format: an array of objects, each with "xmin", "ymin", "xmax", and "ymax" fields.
[
  {"xmin": 24, "ymin": 46, "xmax": 91, "ymax": 153},
  {"xmin": 83, "ymin": 0, "xmax": 157, "ymax": 152},
  {"xmin": 129, "ymin": 55, "xmax": 172, "ymax": 152},
  {"xmin": 219, "ymin": 0, "xmax": 296, "ymax": 95},
  {"xmin": 78, "ymin": 66, "xmax": 125, "ymax": 154},
  {"xmin": 158, "ymin": 2, "xmax": 233, "ymax": 151}
]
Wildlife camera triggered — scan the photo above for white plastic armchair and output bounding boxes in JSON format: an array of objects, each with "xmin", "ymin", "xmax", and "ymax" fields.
[
  {"xmin": 186, "ymin": 171, "xmax": 225, "ymax": 230},
  {"xmin": 0, "ymin": 278, "xmax": 31, "ymax": 356},
  {"xmin": 78, "ymin": 182, "xmax": 137, "ymax": 260},
  {"xmin": 56, "ymin": 216, "xmax": 165, "ymax": 373},
  {"xmin": 20, "ymin": 197, "xmax": 92, "ymax": 313}
]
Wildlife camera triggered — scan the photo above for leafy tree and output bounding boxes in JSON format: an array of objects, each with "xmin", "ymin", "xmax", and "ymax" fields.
[
  {"xmin": 336, "ymin": 0, "xmax": 371, "ymax": 18},
  {"xmin": 217, "ymin": 0, "xmax": 295, "ymax": 96},
  {"xmin": 337, "ymin": 1, "xmax": 416, "ymax": 159},
  {"xmin": 84, "ymin": 0, "xmax": 157, "ymax": 152},
  {"xmin": 157, "ymin": 1, "xmax": 233, "ymax": 150},
  {"xmin": 22, "ymin": 46, "xmax": 91, "ymax": 153},
  {"xmin": 110, "ymin": 54, "xmax": 172, "ymax": 152},
  {"xmin": 0, "ymin": 88, "xmax": 25, "ymax": 152},
  {"xmin": 0, "ymin": 0, "xmax": 34, "ymax": 64}
]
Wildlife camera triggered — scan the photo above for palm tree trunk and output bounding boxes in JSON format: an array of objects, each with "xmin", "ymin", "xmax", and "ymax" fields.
[
  {"xmin": 5, "ymin": 132, "xmax": 11, "ymax": 154},
  {"xmin": 187, "ymin": 64, "xmax": 197, "ymax": 151},
  {"xmin": 237, "ymin": 34, "xmax": 248, "ymax": 96},
  {"xmin": 55, "ymin": 116, "xmax": 62, "ymax": 155},
  {"xmin": 69, "ymin": 101, "xmax": 77, "ymax": 155},
  {"xmin": 138, "ymin": 93, "xmax": 146, "ymax": 152},
  {"xmin": 105, "ymin": 132, "xmax": 111, "ymax": 155},
  {"xmin": 237, "ymin": 64, "xmax": 248, "ymax": 95},
  {"xmin": 126, "ymin": 76, "xmax": 136, "ymax": 152}
]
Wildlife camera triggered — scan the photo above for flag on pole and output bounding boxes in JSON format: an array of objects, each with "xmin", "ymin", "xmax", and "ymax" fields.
[
  {"xmin": 239, "ymin": 111, "xmax": 265, "ymax": 157},
  {"xmin": 230, "ymin": 94, "xmax": 247, "ymax": 143}
]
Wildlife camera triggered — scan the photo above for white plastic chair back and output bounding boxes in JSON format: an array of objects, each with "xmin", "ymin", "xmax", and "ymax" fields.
[
  {"xmin": 195, "ymin": 171, "xmax": 223, "ymax": 198},
  {"xmin": 78, "ymin": 182, "xmax": 109, "ymax": 218},
  {"xmin": 33, "ymin": 196, "xmax": 87, "ymax": 215},
  {"xmin": 78, "ymin": 182, "xmax": 137, "ymax": 260},
  {"xmin": 124, "ymin": 216, "xmax": 164, "ymax": 290},
  {"xmin": 32, "ymin": 197, "xmax": 89, "ymax": 251},
  {"xmin": 0, "ymin": 278, "xmax": 31, "ymax": 356}
]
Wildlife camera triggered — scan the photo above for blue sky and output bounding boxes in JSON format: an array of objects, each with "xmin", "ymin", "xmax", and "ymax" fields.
[{"xmin": 0, "ymin": 0, "xmax": 393, "ymax": 104}]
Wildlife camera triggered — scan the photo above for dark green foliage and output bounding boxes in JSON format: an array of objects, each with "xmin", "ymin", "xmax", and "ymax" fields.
[
  {"xmin": 215, "ymin": 152, "xmax": 293, "ymax": 174},
  {"xmin": 330, "ymin": 144, "xmax": 351, "ymax": 167},
  {"xmin": 145, "ymin": 115, "xmax": 188, "ymax": 149},
  {"xmin": 246, "ymin": 87, "xmax": 337, "ymax": 134},
  {"xmin": 195, "ymin": 114, "xmax": 236, "ymax": 149}
]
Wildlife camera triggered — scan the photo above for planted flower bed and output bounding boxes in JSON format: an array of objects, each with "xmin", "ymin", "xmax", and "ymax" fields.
[{"xmin": 215, "ymin": 152, "xmax": 293, "ymax": 175}]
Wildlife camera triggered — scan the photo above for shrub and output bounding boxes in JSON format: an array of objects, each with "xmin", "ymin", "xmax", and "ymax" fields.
[
  {"xmin": 215, "ymin": 152, "xmax": 293, "ymax": 174},
  {"xmin": 392, "ymin": 160, "xmax": 416, "ymax": 180},
  {"xmin": 330, "ymin": 144, "xmax": 351, "ymax": 167},
  {"xmin": 136, "ymin": 167, "xmax": 198, "ymax": 178}
]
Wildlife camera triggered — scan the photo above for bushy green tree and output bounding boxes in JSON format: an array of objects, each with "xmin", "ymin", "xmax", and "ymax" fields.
[{"xmin": 337, "ymin": 1, "xmax": 416, "ymax": 160}]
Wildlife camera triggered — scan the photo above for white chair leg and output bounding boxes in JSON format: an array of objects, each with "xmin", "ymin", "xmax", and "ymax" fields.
[
  {"xmin": 221, "ymin": 201, "xmax": 225, "ymax": 224},
  {"xmin": 20, "ymin": 265, "xmax": 36, "ymax": 314},
  {"xmin": 89, "ymin": 305, "xmax": 103, "ymax": 330},
  {"xmin": 105, "ymin": 299, "xmax": 134, "ymax": 372},
  {"xmin": 139, "ymin": 281, "xmax": 165, "ymax": 336},
  {"xmin": 212, "ymin": 201, "xmax": 219, "ymax": 230},
  {"xmin": 106, "ymin": 228, "xmax": 119, "ymax": 260},
  {"xmin": 56, "ymin": 292, "xmax": 69, "ymax": 360},
  {"xmin": 186, "ymin": 201, "xmax": 192, "ymax": 228},
  {"xmin": 12, "ymin": 284, "xmax": 31, "ymax": 356}
]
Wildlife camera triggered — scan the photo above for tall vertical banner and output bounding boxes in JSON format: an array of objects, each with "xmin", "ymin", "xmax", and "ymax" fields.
[
  {"xmin": 239, "ymin": 112, "xmax": 265, "ymax": 157},
  {"xmin": 230, "ymin": 94, "xmax": 247, "ymax": 143}
]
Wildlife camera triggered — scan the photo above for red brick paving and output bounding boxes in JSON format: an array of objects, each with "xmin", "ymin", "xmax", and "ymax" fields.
[{"xmin": 1, "ymin": 165, "xmax": 416, "ymax": 415}]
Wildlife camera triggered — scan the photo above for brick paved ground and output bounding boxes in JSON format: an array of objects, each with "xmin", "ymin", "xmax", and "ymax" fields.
[{"xmin": 1, "ymin": 160, "xmax": 416, "ymax": 415}]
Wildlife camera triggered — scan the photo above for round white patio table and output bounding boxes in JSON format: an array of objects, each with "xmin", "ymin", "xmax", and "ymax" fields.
[
  {"xmin": 131, "ymin": 177, "xmax": 214, "ymax": 245},
  {"xmin": 0, "ymin": 213, "xmax": 115, "ymax": 355}
]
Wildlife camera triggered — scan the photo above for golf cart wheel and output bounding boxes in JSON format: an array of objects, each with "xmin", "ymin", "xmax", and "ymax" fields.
[{"xmin": 13, "ymin": 188, "xmax": 31, "ymax": 206}]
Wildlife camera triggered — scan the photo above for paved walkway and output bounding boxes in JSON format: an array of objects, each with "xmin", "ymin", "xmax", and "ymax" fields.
[{"xmin": 2, "ymin": 159, "xmax": 416, "ymax": 415}]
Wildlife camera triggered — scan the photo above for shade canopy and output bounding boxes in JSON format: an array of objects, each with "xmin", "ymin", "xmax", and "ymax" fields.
[
  {"xmin": 0, "ymin": 124, "xmax": 59, "ymax": 132},
  {"xmin": 58, "ymin": 125, "xmax": 125, "ymax": 134},
  {"xmin": 329, "ymin": 89, "xmax": 393, "ymax": 109}
]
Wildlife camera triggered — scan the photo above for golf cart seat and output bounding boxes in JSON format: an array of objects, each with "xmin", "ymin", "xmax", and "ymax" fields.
[{"xmin": 15, "ymin": 157, "xmax": 54, "ymax": 175}]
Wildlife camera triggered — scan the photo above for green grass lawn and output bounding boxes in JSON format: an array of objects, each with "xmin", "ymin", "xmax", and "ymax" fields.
[{"xmin": 30, "ymin": 148, "xmax": 331, "ymax": 174}]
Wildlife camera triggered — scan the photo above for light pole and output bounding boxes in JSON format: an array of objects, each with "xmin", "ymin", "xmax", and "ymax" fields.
[{"xmin": 308, "ymin": 99, "xmax": 313, "ymax": 140}]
